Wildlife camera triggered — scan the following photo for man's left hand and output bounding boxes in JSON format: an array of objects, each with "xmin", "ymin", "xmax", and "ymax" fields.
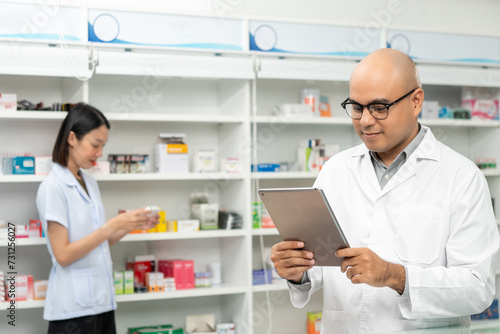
[{"xmin": 336, "ymin": 247, "xmax": 405, "ymax": 294}]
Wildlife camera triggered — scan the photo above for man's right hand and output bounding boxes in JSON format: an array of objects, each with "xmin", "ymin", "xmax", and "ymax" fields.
[{"xmin": 271, "ymin": 241, "xmax": 315, "ymax": 283}]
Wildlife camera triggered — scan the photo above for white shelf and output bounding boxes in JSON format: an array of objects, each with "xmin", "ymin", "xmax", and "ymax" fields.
[
  {"xmin": 0, "ymin": 175, "xmax": 46, "ymax": 183},
  {"xmin": 0, "ymin": 111, "xmax": 66, "ymax": 120},
  {"xmin": 0, "ymin": 111, "xmax": 244, "ymax": 124},
  {"xmin": 0, "ymin": 238, "xmax": 47, "ymax": 246},
  {"xmin": 116, "ymin": 284, "xmax": 247, "ymax": 303},
  {"xmin": 0, "ymin": 173, "xmax": 246, "ymax": 183},
  {"xmin": 0, "ymin": 230, "xmax": 246, "ymax": 247},
  {"xmin": 252, "ymin": 228, "xmax": 279, "ymax": 236},
  {"xmin": 252, "ymin": 281, "xmax": 288, "ymax": 292},
  {"xmin": 252, "ymin": 172, "xmax": 318, "ymax": 180},
  {"xmin": 253, "ymin": 116, "xmax": 500, "ymax": 128},
  {"xmin": 0, "ymin": 285, "xmax": 247, "ymax": 310},
  {"xmin": 0, "ymin": 299, "xmax": 45, "ymax": 310},
  {"xmin": 420, "ymin": 119, "xmax": 500, "ymax": 127},
  {"xmin": 120, "ymin": 230, "xmax": 246, "ymax": 242},
  {"xmin": 106, "ymin": 113, "xmax": 245, "ymax": 124},
  {"xmin": 91, "ymin": 173, "xmax": 246, "ymax": 182},
  {"xmin": 253, "ymin": 115, "xmax": 352, "ymax": 125}
]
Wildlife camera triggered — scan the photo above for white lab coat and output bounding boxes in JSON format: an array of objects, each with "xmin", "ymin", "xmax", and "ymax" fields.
[
  {"xmin": 36, "ymin": 163, "xmax": 116, "ymax": 320},
  {"xmin": 288, "ymin": 127, "xmax": 499, "ymax": 333}
]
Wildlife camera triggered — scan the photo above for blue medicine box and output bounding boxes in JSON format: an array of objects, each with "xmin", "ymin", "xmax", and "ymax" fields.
[
  {"xmin": 12, "ymin": 157, "xmax": 35, "ymax": 174},
  {"xmin": 252, "ymin": 269, "xmax": 273, "ymax": 285},
  {"xmin": 251, "ymin": 163, "xmax": 280, "ymax": 172}
]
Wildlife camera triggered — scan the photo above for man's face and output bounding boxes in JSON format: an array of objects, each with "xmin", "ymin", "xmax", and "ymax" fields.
[{"xmin": 349, "ymin": 74, "xmax": 420, "ymax": 161}]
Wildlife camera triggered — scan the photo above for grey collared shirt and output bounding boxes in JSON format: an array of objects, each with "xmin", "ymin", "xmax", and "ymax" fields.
[{"xmin": 370, "ymin": 124, "xmax": 426, "ymax": 190}]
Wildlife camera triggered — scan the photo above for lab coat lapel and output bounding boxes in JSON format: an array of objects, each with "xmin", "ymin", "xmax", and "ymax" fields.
[
  {"xmin": 55, "ymin": 164, "xmax": 92, "ymax": 204},
  {"xmin": 380, "ymin": 127, "xmax": 440, "ymax": 196},
  {"xmin": 351, "ymin": 144, "xmax": 381, "ymax": 195}
]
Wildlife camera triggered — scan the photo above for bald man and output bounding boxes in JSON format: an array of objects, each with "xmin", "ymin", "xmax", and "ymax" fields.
[{"xmin": 271, "ymin": 49, "xmax": 499, "ymax": 333}]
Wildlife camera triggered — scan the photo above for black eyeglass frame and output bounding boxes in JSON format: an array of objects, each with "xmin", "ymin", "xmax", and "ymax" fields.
[{"xmin": 341, "ymin": 88, "xmax": 418, "ymax": 120}]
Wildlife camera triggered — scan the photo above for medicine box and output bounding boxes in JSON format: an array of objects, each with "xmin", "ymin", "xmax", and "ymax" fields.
[
  {"xmin": 155, "ymin": 133, "xmax": 188, "ymax": 173},
  {"xmin": 194, "ymin": 149, "xmax": 216, "ymax": 173},
  {"xmin": 114, "ymin": 271, "xmax": 124, "ymax": 295},
  {"xmin": 252, "ymin": 269, "xmax": 273, "ymax": 285},
  {"xmin": 0, "ymin": 93, "xmax": 16, "ymax": 112},
  {"xmin": 89, "ymin": 161, "xmax": 110, "ymax": 175},
  {"xmin": 421, "ymin": 101, "xmax": 440, "ymax": 119},
  {"xmin": 12, "ymin": 156, "xmax": 35, "ymax": 174},
  {"xmin": 462, "ymin": 99, "xmax": 499, "ymax": 120},
  {"xmin": 34, "ymin": 280, "xmax": 48, "ymax": 300},
  {"xmin": 146, "ymin": 272, "xmax": 164, "ymax": 292},
  {"xmin": 35, "ymin": 156, "xmax": 53, "ymax": 175},
  {"xmin": 158, "ymin": 260, "xmax": 194, "ymax": 290},
  {"xmin": 177, "ymin": 219, "xmax": 200, "ymax": 232},
  {"xmin": 126, "ymin": 255, "xmax": 155, "ymax": 288},
  {"xmin": 128, "ymin": 324, "xmax": 174, "ymax": 334},
  {"xmin": 167, "ymin": 220, "xmax": 178, "ymax": 232},
  {"xmin": 251, "ymin": 163, "xmax": 280, "ymax": 172},
  {"xmin": 6, "ymin": 275, "xmax": 33, "ymax": 301},
  {"xmin": 155, "ymin": 211, "xmax": 167, "ymax": 232},
  {"xmin": 29, "ymin": 219, "xmax": 42, "ymax": 238},
  {"xmin": 124, "ymin": 270, "xmax": 134, "ymax": 294},
  {"xmin": 16, "ymin": 225, "xmax": 29, "ymax": 238},
  {"xmin": 191, "ymin": 204, "xmax": 219, "ymax": 230},
  {"xmin": 307, "ymin": 312, "xmax": 322, "ymax": 334},
  {"xmin": 220, "ymin": 157, "xmax": 241, "ymax": 174},
  {"xmin": 137, "ymin": 329, "xmax": 183, "ymax": 334}
]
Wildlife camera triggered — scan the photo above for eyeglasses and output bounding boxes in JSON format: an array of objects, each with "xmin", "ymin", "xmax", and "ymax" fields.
[{"xmin": 341, "ymin": 88, "xmax": 417, "ymax": 120}]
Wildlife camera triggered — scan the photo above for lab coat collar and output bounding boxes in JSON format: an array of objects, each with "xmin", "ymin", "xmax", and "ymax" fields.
[
  {"xmin": 350, "ymin": 126, "xmax": 440, "ymax": 196},
  {"xmin": 53, "ymin": 163, "xmax": 93, "ymax": 203},
  {"xmin": 350, "ymin": 125, "xmax": 439, "ymax": 162}
]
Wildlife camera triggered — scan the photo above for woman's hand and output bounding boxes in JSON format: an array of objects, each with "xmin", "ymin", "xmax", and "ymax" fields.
[{"xmin": 107, "ymin": 207, "xmax": 159, "ymax": 233}]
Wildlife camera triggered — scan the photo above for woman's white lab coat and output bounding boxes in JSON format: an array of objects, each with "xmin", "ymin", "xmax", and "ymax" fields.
[
  {"xmin": 36, "ymin": 163, "xmax": 116, "ymax": 320},
  {"xmin": 288, "ymin": 127, "xmax": 499, "ymax": 333}
]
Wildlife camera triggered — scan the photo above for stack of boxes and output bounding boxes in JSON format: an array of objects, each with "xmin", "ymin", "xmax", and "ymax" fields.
[
  {"xmin": 114, "ymin": 271, "xmax": 134, "ymax": 295},
  {"xmin": 158, "ymin": 260, "xmax": 194, "ymax": 290},
  {"xmin": 5, "ymin": 275, "xmax": 33, "ymax": 302}
]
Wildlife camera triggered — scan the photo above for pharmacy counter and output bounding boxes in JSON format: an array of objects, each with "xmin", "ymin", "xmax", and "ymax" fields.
[{"xmin": 392, "ymin": 321, "xmax": 500, "ymax": 334}]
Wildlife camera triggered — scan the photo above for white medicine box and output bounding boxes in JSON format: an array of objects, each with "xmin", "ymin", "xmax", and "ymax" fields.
[
  {"xmin": 0, "ymin": 93, "xmax": 16, "ymax": 112},
  {"xmin": 194, "ymin": 149, "xmax": 216, "ymax": 173},
  {"xmin": 155, "ymin": 133, "xmax": 189, "ymax": 173}
]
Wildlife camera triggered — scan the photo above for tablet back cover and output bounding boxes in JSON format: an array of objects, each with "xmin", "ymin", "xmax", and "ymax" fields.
[{"xmin": 259, "ymin": 187, "xmax": 349, "ymax": 266}]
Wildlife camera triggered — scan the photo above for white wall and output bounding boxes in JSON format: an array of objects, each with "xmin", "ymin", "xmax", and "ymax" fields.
[{"xmin": 78, "ymin": 0, "xmax": 500, "ymax": 37}]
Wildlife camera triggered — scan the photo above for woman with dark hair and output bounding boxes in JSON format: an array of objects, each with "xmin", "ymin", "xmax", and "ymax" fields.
[{"xmin": 36, "ymin": 103, "xmax": 157, "ymax": 334}]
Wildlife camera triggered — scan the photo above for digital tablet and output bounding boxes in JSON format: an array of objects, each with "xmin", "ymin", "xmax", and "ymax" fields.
[{"xmin": 258, "ymin": 187, "xmax": 349, "ymax": 266}]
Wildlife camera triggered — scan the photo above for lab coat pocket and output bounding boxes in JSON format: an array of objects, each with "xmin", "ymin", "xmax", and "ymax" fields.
[
  {"xmin": 396, "ymin": 204, "xmax": 445, "ymax": 264},
  {"xmin": 71, "ymin": 267, "xmax": 106, "ymax": 307},
  {"xmin": 321, "ymin": 309, "xmax": 346, "ymax": 334}
]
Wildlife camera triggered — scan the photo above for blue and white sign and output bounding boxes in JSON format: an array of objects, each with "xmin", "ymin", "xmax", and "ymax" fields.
[
  {"xmin": 88, "ymin": 9, "xmax": 244, "ymax": 51},
  {"xmin": 249, "ymin": 20, "xmax": 381, "ymax": 57},
  {"xmin": 0, "ymin": 2, "xmax": 84, "ymax": 42},
  {"xmin": 387, "ymin": 30, "xmax": 500, "ymax": 64}
]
